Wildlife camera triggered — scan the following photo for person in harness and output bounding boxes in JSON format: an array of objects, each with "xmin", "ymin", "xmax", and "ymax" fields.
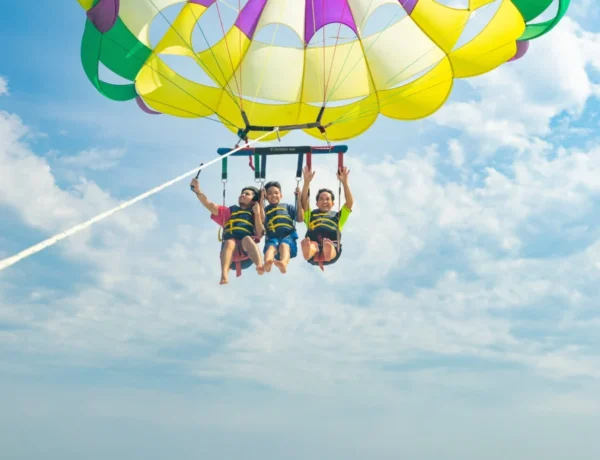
[
  {"xmin": 261, "ymin": 181, "xmax": 301, "ymax": 274},
  {"xmin": 191, "ymin": 178, "xmax": 265, "ymax": 284},
  {"xmin": 298, "ymin": 165, "xmax": 353, "ymax": 269}
]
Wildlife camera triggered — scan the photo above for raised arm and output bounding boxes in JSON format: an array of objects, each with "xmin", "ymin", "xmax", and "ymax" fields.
[
  {"xmin": 252, "ymin": 201, "xmax": 264, "ymax": 239},
  {"xmin": 190, "ymin": 177, "xmax": 219, "ymax": 215},
  {"xmin": 300, "ymin": 165, "xmax": 314, "ymax": 219},
  {"xmin": 337, "ymin": 167, "xmax": 353, "ymax": 211},
  {"xmin": 259, "ymin": 188, "xmax": 266, "ymax": 224}
]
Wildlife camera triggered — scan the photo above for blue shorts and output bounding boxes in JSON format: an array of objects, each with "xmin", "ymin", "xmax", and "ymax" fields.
[
  {"xmin": 264, "ymin": 233, "xmax": 298, "ymax": 260},
  {"xmin": 221, "ymin": 239, "xmax": 253, "ymax": 271}
]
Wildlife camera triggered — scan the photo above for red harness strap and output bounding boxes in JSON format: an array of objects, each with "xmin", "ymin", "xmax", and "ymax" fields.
[{"xmin": 312, "ymin": 251, "xmax": 326, "ymax": 271}]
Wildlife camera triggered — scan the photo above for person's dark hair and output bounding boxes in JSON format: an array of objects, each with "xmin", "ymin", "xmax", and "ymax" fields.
[
  {"xmin": 316, "ymin": 188, "xmax": 334, "ymax": 202},
  {"xmin": 241, "ymin": 186, "xmax": 260, "ymax": 201},
  {"xmin": 264, "ymin": 181, "xmax": 281, "ymax": 192}
]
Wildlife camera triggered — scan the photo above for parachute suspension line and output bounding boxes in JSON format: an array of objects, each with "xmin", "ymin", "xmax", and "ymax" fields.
[
  {"xmin": 218, "ymin": 0, "xmax": 240, "ymax": 14},
  {"xmin": 147, "ymin": 0, "xmax": 242, "ymax": 112},
  {"xmin": 324, "ymin": 0, "xmax": 496, "ymax": 108},
  {"xmin": 214, "ymin": 0, "xmax": 244, "ymax": 108},
  {"xmin": 247, "ymin": 0, "xmax": 288, "ymax": 122},
  {"xmin": 187, "ymin": 10, "xmax": 242, "ymax": 111},
  {"xmin": 323, "ymin": 0, "xmax": 396, "ymax": 106},
  {"xmin": 330, "ymin": 19, "xmax": 506, "ymax": 124},
  {"xmin": 0, "ymin": 128, "xmax": 279, "ymax": 273},
  {"xmin": 331, "ymin": 33, "xmax": 523, "ymax": 126},
  {"xmin": 326, "ymin": 10, "xmax": 428, "ymax": 107},
  {"xmin": 322, "ymin": 0, "xmax": 326, "ymax": 102},
  {"xmin": 218, "ymin": 155, "xmax": 228, "ymax": 242},
  {"xmin": 99, "ymin": 33, "xmax": 240, "ymax": 129},
  {"xmin": 322, "ymin": 0, "xmax": 349, "ymax": 106},
  {"xmin": 310, "ymin": 0, "xmax": 323, "ymax": 98},
  {"xmin": 333, "ymin": 79, "xmax": 450, "ymax": 126},
  {"xmin": 238, "ymin": 0, "xmax": 244, "ymax": 111},
  {"xmin": 228, "ymin": 0, "xmax": 331, "ymax": 138},
  {"xmin": 331, "ymin": 5, "xmax": 512, "ymax": 124},
  {"xmin": 139, "ymin": 95, "xmax": 237, "ymax": 127}
]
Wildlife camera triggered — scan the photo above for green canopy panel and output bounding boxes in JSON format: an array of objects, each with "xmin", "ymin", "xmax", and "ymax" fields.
[
  {"xmin": 80, "ymin": 0, "xmax": 151, "ymax": 102},
  {"xmin": 514, "ymin": 0, "xmax": 571, "ymax": 41}
]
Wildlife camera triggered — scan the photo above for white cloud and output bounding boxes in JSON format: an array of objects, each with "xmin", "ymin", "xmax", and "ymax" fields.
[
  {"xmin": 448, "ymin": 138, "xmax": 465, "ymax": 167},
  {"xmin": 435, "ymin": 19, "xmax": 600, "ymax": 153},
  {"xmin": 0, "ymin": 75, "xmax": 8, "ymax": 96},
  {"xmin": 4, "ymin": 131, "xmax": 600, "ymax": 391},
  {"xmin": 57, "ymin": 147, "xmax": 126, "ymax": 171},
  {"xmin": 0, "ymin": 109, "xmax": 157, "ymax": 261}
]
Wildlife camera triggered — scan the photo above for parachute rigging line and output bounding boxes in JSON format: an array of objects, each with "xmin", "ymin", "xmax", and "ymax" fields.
[
  {"xmin": 147, "ymin": 0, "xmax": 243, "ymax": 113},
  {"xmin": 248, "ymin": 1, "xmax": 288, "ymax": 120},
  {"xmin": 322, "ymin": 0, "xmax": 350, "ymax": 105},
  {"xmin": 325, "ymin": 0, "xmax": 496, "ymax": 119},
  {"xmin": 0, "ymin": 128, "xmax": 278, "ymax": 273},
  {"xmin": 323, "ymin": 0, "xmax": 379, "ymax": 105},
  {"xmin": 218, "ymin": 0, "xmax": 240, "ymax": 13},
  {"xmin": 98, "ymin": 32, "xmax": 240, "ymax": 128},
  {"xmin": 213, "ymin": 0, "xmax": 244, "ymax": 107},
  {"xmin": 330, "ymin": 31, "xmax": 529, "ymax": 127}
]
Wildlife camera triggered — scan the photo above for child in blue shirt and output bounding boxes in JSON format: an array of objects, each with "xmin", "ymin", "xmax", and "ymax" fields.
[{"xmin": 261, "ymin": 181, "xmax": 301, "ymax": 274}]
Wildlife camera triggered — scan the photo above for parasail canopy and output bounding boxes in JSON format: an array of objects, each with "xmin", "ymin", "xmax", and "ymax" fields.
[{"xmin": 77, "ymin": 0, "xmax": 570, "ymax": 142}]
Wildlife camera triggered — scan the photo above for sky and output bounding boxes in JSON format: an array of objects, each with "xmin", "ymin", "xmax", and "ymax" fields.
[{"xmin": 2, "ymin": 1, "xmax": 600, "ymax": 459}]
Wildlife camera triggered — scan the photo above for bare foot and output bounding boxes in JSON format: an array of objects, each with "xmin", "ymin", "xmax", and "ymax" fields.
[
  {"xmin": 265, "ymin": 259, "xmax": 274, "ymax": 272},
  {"xmin": 274, "ymin": 260, "xmax": 287, "ymax": 274},
  {"xmin": 301, "ymin": 238, "xmax": 312, "ymax": 259},
  {"xmin": 219, "ymin": 276, "xmax": 228, "ymax": 285},
  {"xmin": 256, "ymin": 265, "xmax": 265, "ymax": 275},
  {"xmin": 322, "ymin": 239, "xmax": 335, "ymax": 261}
]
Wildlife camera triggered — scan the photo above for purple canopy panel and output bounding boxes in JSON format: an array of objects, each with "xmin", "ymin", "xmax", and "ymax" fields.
[
  {"xmin": 136, "ymin": 95, "xmax": 162, "ymax": 115},
  {"xmin": 235, "ymin": 0, "xmax": 268, "ymax": 38},
  {"xmin": 509, "ymin": 40, "xmax": 530, "ymax": 61},
  {"xmin": 399, "ymin": 0, "xmax": 419, "ymax": 15},
  {"xmin": 87, "ymin": 0, "xmax": 120, "ymax": 33},
  {"xmin": 305, "ymin": 0, "xmax": 358, "ymax": 44}
]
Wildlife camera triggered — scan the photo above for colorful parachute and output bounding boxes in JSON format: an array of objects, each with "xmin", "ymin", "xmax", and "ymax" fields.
[{"xmin": 77, "ymin": 0, "xmax": 570, "ymax": 142}]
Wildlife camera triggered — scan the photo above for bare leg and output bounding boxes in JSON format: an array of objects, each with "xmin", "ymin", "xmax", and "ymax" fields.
[
  {"xmin": 242, "ymin": 236, "xmax": 265, "ymax": 275},
  {"xmin": 220, "ymin": 239, "xmax": 236, "ymax": 284},
  {"xmin": 264, "ymin": 245, "xmax": 277, "ymax": 272},
  {"xmin": 322, "ymin": 239, "xmax": 337, "ymax": 262},
  {"xmin": 274, "ymin": 242, "xmax": 290, "ymax": 273},
  {"xmin": 301, "ymin": 237, "xmax": 319, "ymax": 260}
]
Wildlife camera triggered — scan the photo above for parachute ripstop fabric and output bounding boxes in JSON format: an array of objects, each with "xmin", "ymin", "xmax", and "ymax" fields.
[{"xmin": 78, "ymin": 0, "xmax": 570, "ymax": 142}]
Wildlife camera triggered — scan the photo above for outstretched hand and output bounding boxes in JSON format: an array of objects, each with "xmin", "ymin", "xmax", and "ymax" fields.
[
  {"xmin": 337, "ymin": 166, "xmax": 350, "ymax": 184},
  {"xmin": 303, "ymin": 165, "xmax": 315, "ymax": 182}
]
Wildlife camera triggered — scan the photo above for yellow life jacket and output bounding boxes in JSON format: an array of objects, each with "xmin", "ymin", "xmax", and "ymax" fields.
[
  {"xmin": 265, "ymin": 204, "xmax": 295, "ymax": 239},
  {"xmin": 306, "ymin": 209, "xmax": 339, "ymax": 242},
  {"xmin": 222, "ymin": 206, "xmax": 255, "ymax": 240}
]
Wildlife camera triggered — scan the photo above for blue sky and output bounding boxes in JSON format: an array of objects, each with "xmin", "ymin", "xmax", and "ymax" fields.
[{"xmin": 2, "ymin": 1, "xmax": 600, "ymax": 459}]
